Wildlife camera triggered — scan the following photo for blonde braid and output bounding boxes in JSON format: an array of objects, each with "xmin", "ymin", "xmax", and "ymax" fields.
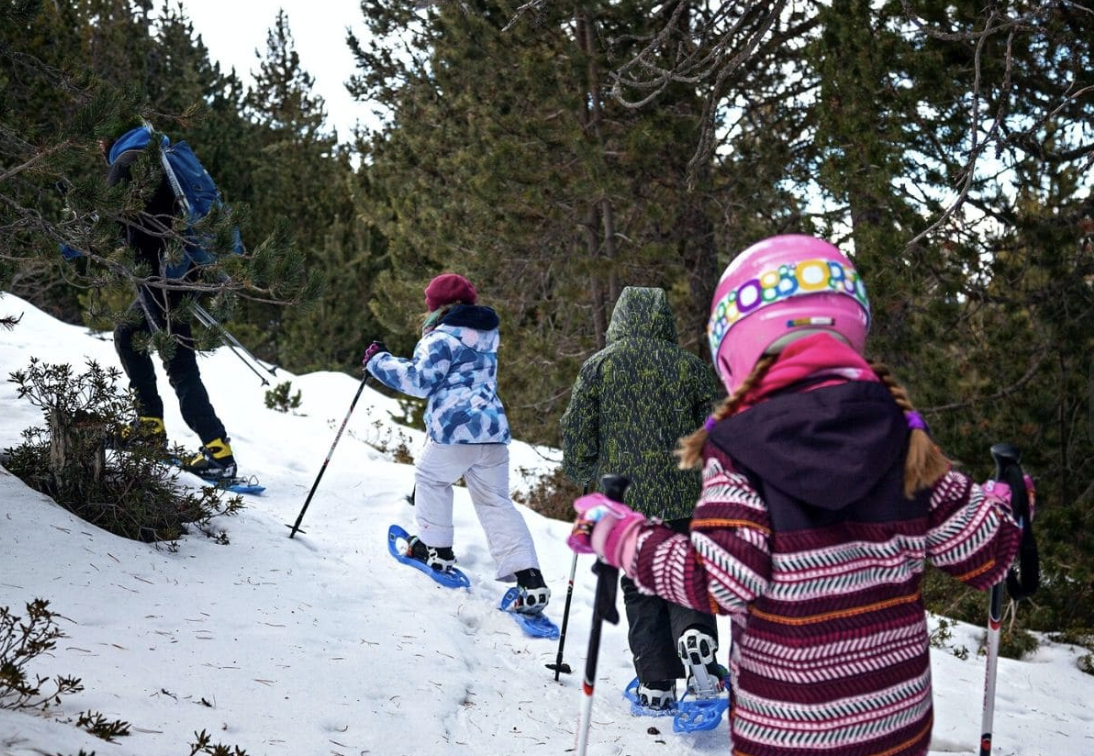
[
  {"xmin": 869, "ymin": 361, "xmax": 951, "ymax": 497},
  {"xmin": 676, "ymin": 355, "xmax": 778, "ymax": 469}
]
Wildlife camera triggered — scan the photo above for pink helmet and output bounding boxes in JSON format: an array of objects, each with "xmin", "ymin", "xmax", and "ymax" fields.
[{"xmin": 707, "ymin": 235, "xmax": 870, "ymax": 394}]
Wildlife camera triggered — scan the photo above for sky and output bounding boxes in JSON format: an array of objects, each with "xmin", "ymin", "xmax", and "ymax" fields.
[
  {"xmin": 178, "ymin": 0, "xmax": 371, "ymax": 140},
  {"xmin": 2, "ymin": 291, "xmax": 1094, "ymax": 755}
]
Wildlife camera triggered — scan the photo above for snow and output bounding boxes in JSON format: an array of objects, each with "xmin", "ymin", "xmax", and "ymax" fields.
[{"xmin": 2, "ymin": 290, "xmax": 1093, "ymax": 756}]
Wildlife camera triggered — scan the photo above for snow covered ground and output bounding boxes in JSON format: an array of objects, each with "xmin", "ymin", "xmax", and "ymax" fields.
[{"xmin": 2, "ymin": 291, "xmax": 1092, "ymax": 756}]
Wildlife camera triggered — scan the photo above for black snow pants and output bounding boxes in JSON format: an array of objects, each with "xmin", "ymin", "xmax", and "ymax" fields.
[
  {"xmin": 621, "ymin": 517, "xmax": 720, "ymax": 684},
  {"xmin": 114, "ymin": 286, "xmax": 226, "ymax": 445}
]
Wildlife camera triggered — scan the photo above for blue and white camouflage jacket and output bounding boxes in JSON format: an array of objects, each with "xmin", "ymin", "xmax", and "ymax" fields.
[{"xmin": 366, "ymin": 305, "xmax": 511, "ymax": 445}]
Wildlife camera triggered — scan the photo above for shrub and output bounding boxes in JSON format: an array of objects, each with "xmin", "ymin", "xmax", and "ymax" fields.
[
  {"xmin": 1046, "ymin": 629, "xmax": 1094, "ymax": 676},
  {"xmin": 189, "ymin": 729, "xmax": 250, "ymax": 755},
  {"xmin": 264, "ymin": 381, "xmax": 302, "ymax": 414},
  {"xmin": 5, "ymin": 358, "xmax": 243, "ymax": 542},
  {"xmin": 927, "ymin": 616, "xmax": 970, "ymax": 660},
  {"xmin": 0, "ymin": 599, "xmax": 82, "ymax": 711},
  {"xmin": 77, "ymin": 710, "xmax": 131, "ymax": 741},
  {"xmin": 2, "ymin": 600, "xmax": 243, "ymax": 753},
  {"xmin": 513, "ymin": 466, "xmax": 581, "ymax": 522}
]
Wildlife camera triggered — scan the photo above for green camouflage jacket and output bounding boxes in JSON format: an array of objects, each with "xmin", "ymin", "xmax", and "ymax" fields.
[{"xmin": 560, "ymin": 287, "xmax": 721, "ymax": 520}]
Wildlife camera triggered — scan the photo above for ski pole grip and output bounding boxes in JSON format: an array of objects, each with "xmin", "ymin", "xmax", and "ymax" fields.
[
  {"xmin": 989, "ymin": 442, "xmax": 1020, "ymax": 484},
  {"xmin": 989, "ymin": 443, "xmax": 1039, "ymax": 600},
  {"xmin": 601, "ymin": 474, "xmax": 629, "ymax": 506},
  {"xmin": 592, "ymin": 474, "xmax": 629, "ymax": 627}
]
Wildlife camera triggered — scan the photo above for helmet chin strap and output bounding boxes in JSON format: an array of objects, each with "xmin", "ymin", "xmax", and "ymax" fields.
[{"xmin": 717, "ymin": 353, "xmax": 735, "ymax": 385}]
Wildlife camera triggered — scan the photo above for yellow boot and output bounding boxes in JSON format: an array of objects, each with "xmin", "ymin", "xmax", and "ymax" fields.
[
  {"xmin": 182, "ymin": 437, "xmax": 237, "ymax": 480},
  {"xmin": 116, "ymin": 416, "xmax": 166, "ymax": 450}
]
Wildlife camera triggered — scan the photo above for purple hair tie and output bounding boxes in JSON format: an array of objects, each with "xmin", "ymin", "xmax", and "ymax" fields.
[
  {"xmin": 906, "ymin": 411, "xmax": 927, "ymax": 431},
  {"xmin": 704, "ymin": 415, "xmax": 718, "ymax": 432}
]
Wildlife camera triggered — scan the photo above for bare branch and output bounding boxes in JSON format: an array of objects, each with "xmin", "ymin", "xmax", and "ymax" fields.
[
  {"xmin": 502, "ymin": 0, "xmax": 552, "ymax": 33},
  {"xmin": 926, "ymin": 348, "xmax": 1048, "ymax": 414}
]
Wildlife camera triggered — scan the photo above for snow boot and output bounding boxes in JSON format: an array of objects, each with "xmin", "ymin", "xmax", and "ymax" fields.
[
  {"xmin": 678, "ymin": 627, "xmax": 724, "ymax": 699},
  {"xmin": 514, "ymin": 568, "xmax": 551, "ymax": 614},
  {"xmin": 636, "ymin": 680, "xmax": 677, "ymax": 711},
  {"xmin": 109, "ymin": 416, "xmax": 167, "ymax": 451},
  {"xmin": 405, "ymin": 535, "xmax": 457, "ymax": 572},
  {"xmin": 182, "ymin": 437, "xmax": 237, "ymax": 481}
]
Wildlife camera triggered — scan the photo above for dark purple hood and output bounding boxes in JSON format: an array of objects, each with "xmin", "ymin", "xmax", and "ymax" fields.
[{"xmin": 709, "ymin": 380, "xmax": 909, "ymax": 514}]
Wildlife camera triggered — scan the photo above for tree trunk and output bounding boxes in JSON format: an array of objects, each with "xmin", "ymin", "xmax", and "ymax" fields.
[{"xmin": 49, "ymin": 408, "xmax": 105, "ymax": 493}]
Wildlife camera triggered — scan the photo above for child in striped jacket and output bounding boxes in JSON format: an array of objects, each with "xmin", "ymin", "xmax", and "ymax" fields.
[{"xmin": 569, "ymin": 235, "xmax": 1023, "ymax": 756}]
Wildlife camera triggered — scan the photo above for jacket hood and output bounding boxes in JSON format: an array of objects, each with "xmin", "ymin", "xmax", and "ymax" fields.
[
  {"xmin": 606, "ymin": 287, "xmax": 677, "ymax": 345},
  {"xmin": 439, "ymin": 304, "xmax": 499, "ymax": 332},
  {"xmin": 436, "ymin": 304, "xmax": 501, "ymax": 352},
  {"xmin": 710, "ymin": 381, "xmax": 908, "ymax": 511}
]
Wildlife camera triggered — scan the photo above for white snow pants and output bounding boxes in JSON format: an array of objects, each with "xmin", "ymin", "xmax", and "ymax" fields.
[{"xmin": 414, "ymin": 439, "xmax": 540, "ymax": 581}]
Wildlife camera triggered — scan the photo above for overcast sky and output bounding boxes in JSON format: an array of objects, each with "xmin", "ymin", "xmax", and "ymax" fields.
[{"xmin": 179, "ymin": 0, "xmax": 369, "ymax": 138}]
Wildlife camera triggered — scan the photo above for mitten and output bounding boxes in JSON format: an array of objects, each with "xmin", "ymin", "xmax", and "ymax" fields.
[
  {"xmin": 568, "ymin": 492, "xmax": 646, "ymax": 569},
  {"xmin": 361, "ymin": 340, "xmax": 388, "ymax": 367},
  {"xmin": 982, "ymin": 475, "xmax": 1036, "ymax": 528},
  {"xmin": 981, "ymin": 479, "xmax": 1012, "ymax": 509}
]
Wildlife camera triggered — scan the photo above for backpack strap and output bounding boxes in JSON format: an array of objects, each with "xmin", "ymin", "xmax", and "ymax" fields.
[{"xmin": 156, "ymin": 137, "xmax": 190, "ymax": 215}]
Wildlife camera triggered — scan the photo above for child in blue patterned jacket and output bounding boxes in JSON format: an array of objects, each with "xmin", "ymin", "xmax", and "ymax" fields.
[{"xmin": 362, "ymin": 273, "xmax": 550, "ymax": 613}]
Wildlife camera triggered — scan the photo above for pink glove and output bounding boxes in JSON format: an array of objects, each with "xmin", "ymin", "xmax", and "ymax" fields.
[
  {"xmin": 981, "ymin": 479, "xmax": 1012, "ymax": 509},
  {"xmin": 568, "ymin": 492, "xmax": 646, "ymax": 569},
  {"xmin": 361, "ymin": 340, "xmax": 388, "ymax": 368},
  {"xmin": 982, "ymin": 474, "xmax": 1036, "ymax": 525}
]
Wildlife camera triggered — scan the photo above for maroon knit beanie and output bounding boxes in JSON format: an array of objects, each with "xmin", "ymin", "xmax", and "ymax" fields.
[{"xmin": 424, "ymin": 273, "xmax": 478, "ymax": 312}]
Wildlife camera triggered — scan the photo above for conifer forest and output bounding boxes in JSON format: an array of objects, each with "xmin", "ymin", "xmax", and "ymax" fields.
[{"xmin": 2, "ymin": 1, "xmax": 1092, "ymax": 642}]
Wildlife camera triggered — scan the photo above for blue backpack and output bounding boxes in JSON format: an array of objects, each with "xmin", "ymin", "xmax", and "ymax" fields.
[{"xmin": 109, "ymin": 126, "xmax": 244, "ymax": 278}]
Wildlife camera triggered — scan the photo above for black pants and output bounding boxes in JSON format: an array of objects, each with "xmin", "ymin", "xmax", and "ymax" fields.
[
  {"xmin": 622, "ymin": 517, "xmax": 719, "ymax": 684},
  {"xmin": 114, "ymin": 287, "xmax": 226, "ymax": 445}
]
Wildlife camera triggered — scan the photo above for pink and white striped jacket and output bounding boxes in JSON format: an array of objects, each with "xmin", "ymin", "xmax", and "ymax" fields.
[{"xmin": 626, "ymin": 339, "xmax": 1021, "ymax": 756}]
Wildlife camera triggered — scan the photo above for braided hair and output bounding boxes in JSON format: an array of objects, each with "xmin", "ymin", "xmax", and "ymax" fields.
[
  {"xmin": 676, "ymin": 357, "xmax": 950, "ymax": 498},
  {"xmin": 868, "ymin": 361, "xmax": 950, "ymax": 497},
  {"xmin": 676, "ymin": 355, "xmax": 777, "ymax": 470}
]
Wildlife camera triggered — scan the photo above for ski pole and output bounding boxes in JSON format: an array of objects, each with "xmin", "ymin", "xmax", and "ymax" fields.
[
  {"xmin": 574, "ymin": 474, "xmax": 626, "ymax": 756},
  {"xmin": 547, "ymin": 482, "xmax": 590, "ymax": 680},
  {"xmin": 208, "ymin": 333, "xmax": 271, "ymax": 386},
  {"xmin": 980, "ymin": 442, "xmax": 1036, "ymax": 756},
  {"xmin": 288, "ymin": 372, "xmax": 371, "ymax": 538},
  {"xmin": 980, "ymin": 555, "xmax": 1004, "ymax": 756},
  {"xmin": 136, "ymin": 292, "xmax": 270, "ymax": 386},
  {"xmin": 193, "ymin": 304, "xmax": 267, "ymax": 368},
  {"xmin": 193, "ymin": 303, "xmax": 277, "ymax": 384},
  {"xmin": 547, "ymin": 551, "xmax": 580, "ymax": 679},
  {"xmin": 191, "ymin": 304, "xmax": 269, "ymax": 384}
]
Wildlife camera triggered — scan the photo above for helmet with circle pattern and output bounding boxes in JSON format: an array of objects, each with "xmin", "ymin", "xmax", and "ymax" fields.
[{"xmin": 706, "ymin": 234, "xmax": 871, "ymax": 394}]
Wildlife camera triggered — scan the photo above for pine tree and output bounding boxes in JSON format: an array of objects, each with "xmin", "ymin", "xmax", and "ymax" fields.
[
  {"xmin": 348, "ymin": 0, "xmax": 726, "ymax": 444},
  {"xmin": 0, "ymin": 0, "xmax": 316, "ymax": 339},
  {"xmin": 240, "ymin": 9, "xmax": 378, "ymax": 371}
]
